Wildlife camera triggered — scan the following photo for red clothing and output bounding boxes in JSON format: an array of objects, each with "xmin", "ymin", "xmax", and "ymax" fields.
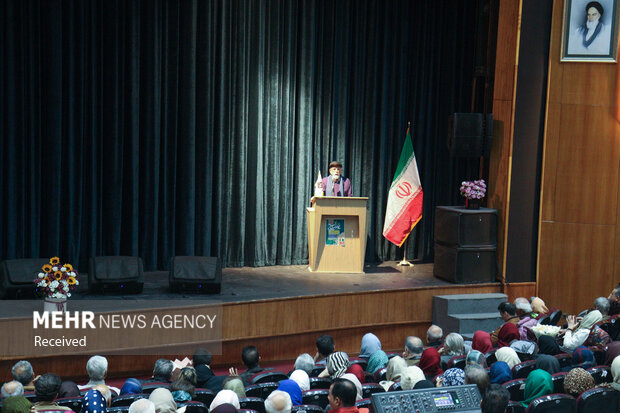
[
  {"xmin": 472, "ymin": 331, "xmax": 494, "ymax": 353},
  {"xmin": 497, "ymin": 322, "xmax": 520, "ymax": 347},
  {"xmin": 346, "ymin": 364, "xmax": 366, "ymax": 384},
  {"xmin": 418, "ymin": 348, "xmax": 443, "ymax": 378},
  {"xmin": 329, "ymin": 407, "xmax": 369, "ymax": 413}
]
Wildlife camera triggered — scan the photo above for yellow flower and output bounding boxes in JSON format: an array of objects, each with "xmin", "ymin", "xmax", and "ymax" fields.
[
  {"xmin": 50, "ymin": 257, "xmax": 60, "ymax": 265},
  {"xmin": 63, "ymin": 263, "xmax": 73, "ymax": 272},
  {"xmin": 42, "ymin": 264, "xmax": 53, "ymax": 273},
  {"xmin": 54, "ymin": 271, "xmax": 63, "ymax": 280},
  {"xmin": 67, "ymin": 277, "xmax": 77, "ymax": 285}
]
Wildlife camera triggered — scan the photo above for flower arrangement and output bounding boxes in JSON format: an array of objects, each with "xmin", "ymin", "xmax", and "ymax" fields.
[
  {"xmin": 531, "ymin": 324, "xmax": 561, "ymax": 338},
  {"xmin": 34, "ymin": 257, "xmax": 79, "ymax": 299},
  {"xmin": 460, "ymin": 179, "xmax": 487, "ymax": 200}
]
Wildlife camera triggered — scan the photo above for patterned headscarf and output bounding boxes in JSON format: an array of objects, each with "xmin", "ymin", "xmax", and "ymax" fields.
[
  {"xmin": 366, "ymin": 350, "xmax": 388, "ymax": 375},
  {"xmin": 418, "ymin": 348, "xmax": 443, "ymax": 378},
  {"xmin": 495, "ymin": 347, "xmax": 521, "ymax": 369},
  {"xmin": 563, "ymin": 367, "xmax": 595, "ymax": 397},
  {"xmin": 521, "ymin": 369, "xmax": 553, "ymax": 408},
  {"xmin": 466, "ymin": 350, "xmax": 487, "ymax": 368},
  {"xmin": 490, "ymin": 361, "xmax": 512, "ymax": 384},
  {"xmin": 81, "ymin": 389, "xmax": 108, "ymax": 413},
  {"xmin": 327, "ymin": 351, "xmax": 350, "ymax": 378},
  {"xmin": 572, "ymin": 346, "xmax": 595, "ymax": 367},
  {"xmin": 441, "ymin": 368, "xmax": 465, "ymax": 387},
  {"xmin": 360, "ymin": 333, "xmax": 382, "ymax": 359}
]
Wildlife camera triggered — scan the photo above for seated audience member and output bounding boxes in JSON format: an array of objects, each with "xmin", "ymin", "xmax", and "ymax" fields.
[
  {"xmin": 327, "ymin": 379, "xmax": 369, "ymax": 413},
  {"xmin": 562, "ymin": 311, "xmax": 602, "ymax": 351},
  {"xmin": 345, "ymin": 364, "xmax": 365, "ymax": 384},
  {"xmin": 315, "ymin": 335, "xmax": 335, "ymax": 365},
  {"xmin": 426, "ymin": 325, "xmax": 443, "ymax": 349},
  {"xmin": 1, "ymin": 381, "xmax": 24, "ymax": 399},
  {"xmin": 277, "ymin": 380, "xmax": 302, "ymax": 406},
  {"xmin": 365, "ymin": 350, "xmax": 387, "ymax": 375},
  {"xmin": 439, "ymin": 333, "xmax": 465, "ymax": 367},
  {"xmin": 57, "ymin": 381, "xmax": 80, "ymax": 399},
  {"xmin": 81, "ymin": 390, "xmax": 108, "ymax": 413},
  {"xmin": 236, "ymin": 345, "xmax": 264, "ymax": 385},
  {"xmin": 464, "ymin": 365, "xmax": 489, "ymax": 396},
  {"xmin": 535, "ymin": 355, "xmax": 560, "ymax": 375},
  {"xmin": 320, "ymin": 352, "xmax": 350, "ymax": 379},
  {"xmin": 563, "ymin": 367, "xmax": 595, "ymax": 397},
  {"xmin": 32, "ymin": 374, "xmax": 74, "ymax": 413},
  {"xmin": 610, "ymin": 356, "xmax": 620, "ymax": 391},
  {"xmin": 265, "ymin": 390, "xmax": 292, "ymax": 413},
  {"xmin": 289, "ymin": 370, "xmax": 310, "ymax": 392},
  {"xmin": 481, "ymin": 384, "xmax": 510, "ymax": 413},
  {"xmin": 605, "ymin": 341, "xmax": 620, "ymax": 366},
  {"xmin": 341, "ymin": 373, "xmax": 363, "ymax": 401},
  {"xmin": 222, "ymin": 377, "xmax": 246, "ymax": 400},
  {"xmin": 148, "ymin": 388, "xmax": 182, "ymax": 413},
  {"xmin": 608, "ymin": 285, "xmax": 620, "ymax": 316},
  {"xmin": 379, "ymin": 356, "xmax": 408, "ymax": 391},
  {"xmin": 489, "ymin": 361, "xmax": 512, "ymax": 385},
  {"xmin": 209, "ymin": 390, "xmax": 240, "ymax": 411},
  {"xmin": 594, "ymin": 296, "xmax": 610, "ymax": 317},
  {"xmin": 537, "ymin": 335, "xmax": 561, "ymax": 356},
  {"xmin": 520, "ymin": 370, "xmax": 553, "ymax": 408},
  {"xmin": 514, "ymin": 297, "xmax": 538, "ymax": 340},
  {"xmin": 193, "ymin": 348, "xmax": 226, "ymax": 392},
  {"xmin": 359, "ymin": 333, "xmax": 381, "ymax": 359},
  {"xmin": 293, "ymin": 353, "xmax": 315, "ymax": 375},
  {"xmin": 78, "ymin": 356, "xmax": 120, "ymax": 395},
  {"xmin": 471, "ymin": 331, "xmax": 493, "ymax": 354},
  {"xmin": 530, "ymin": 297, "xmax": 549, "ymax": 315},
  {"xmin": 418, "ymin": 348, "xmax": 443, "ymax": 380},
  {"xmin": 400, "ymin": 366, "xmax": 425, "ymax": 390},
  {"xmin": 438, "ymin": 368, "xmax": 465, "ymax": 387},
  {"xmin": 92, "ymin": 385, "xmax": 112, "ymax": 408},
  {"xmin": 120, "ymin": 379, "xmax": 143, "ymax": 396},
  {"xmin": 466, "ymin": 350, "xmax": 487, "ymax": 368},
  {"xmin": 494, "ymin": 347, "xmax": 521, "ymax": 369},
  {"xmin": 403, "ymin": 336, "xmax": 424, "ymax": 366},
  {"xmin": 11, "ymin": 361, "xmax": 35, "ymax": 391},
  {"xmin": 169, "ymin": 367, "xmax": 197, "ymax": 402},
  {"xmin": 129, "ymin": 399, "xmax": 156, "ymax": 413},
  {"xmin": 496, "ymin": 323, "xmax": 519, "ymax": 348},
  {"xmin": 490, "ymin": 303, "xmax": 520, "ymax": 346},
  {"xmin": 413, "ymin": 380, "xmax": 434, "ymax": 389},
  {"xmin": 209, "ymin": 404, "xmax": 236, "ymax": 413},
  {"xmin": 568, "ymin": 346, "xmax": 595, "ymax": 370},
  {"xmin": 144, "ymin": 359, "xmax": 174, "ymax": 384},
  {"xmin": 510, "ymin": 340, "xmax": 538, "ymax": 357},
  {"xmin": 0, "ymin": 395, "xmax": 31, "ymax": 413}
]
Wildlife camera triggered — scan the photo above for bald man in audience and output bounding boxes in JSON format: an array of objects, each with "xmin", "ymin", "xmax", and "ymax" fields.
[
  {"xmin": 1, "ymin": 381, "xmax": 24, "ymax": 399},
  {"xmin": 265, "ymin": 390, "xmax": 292, "ymax": 413},
  {"xmin": 403, "ymin": 336, "xmax": 424, "ymax": 366},
  {"xmin": 11, "ymin": 361, "xmax": 36, "ymax": 391},
  {"xmin": 426, "ymin": 325, "xmax": 443, "ymax": 349}
]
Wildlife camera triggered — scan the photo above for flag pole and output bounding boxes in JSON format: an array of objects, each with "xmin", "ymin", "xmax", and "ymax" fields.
[{"xmin": 397, "ymin": 121, "xmax": 414, "ymax": 267}]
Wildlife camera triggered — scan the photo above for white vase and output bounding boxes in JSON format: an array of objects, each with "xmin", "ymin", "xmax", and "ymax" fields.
[{"xmin": 43, "ymin": 297, "xmax": 67, "ymax": 313}]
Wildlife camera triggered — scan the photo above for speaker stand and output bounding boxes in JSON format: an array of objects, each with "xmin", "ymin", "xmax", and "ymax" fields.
[{"xmin": 397, "ymin": 239, "xmax": 414, "ymax": 267}]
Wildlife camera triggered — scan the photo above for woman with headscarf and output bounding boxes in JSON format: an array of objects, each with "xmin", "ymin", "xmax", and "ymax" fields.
[
  {"xmin": 319, "ymin": 351, "xmax": 350, "ymax": 379},
  {"xmin": 605, "ymin": 341, "xmax": 620, "ymax": 366},
  {"xmin": 520, "ymin": 370, "xmax": 553, "ymax": 408},
  {"xmin": 489, "ymin": 361, "xmax": 512, "ymax": 385},
  {"xmin": 209, "ymin": 390, "xmax": 240, "ymax": 411},
  {"xmin": 418, "ymin": 348, "xmax": 443, "ymax": 380},
  {"xmin": 466, "ymin": 350, "xmax": 488, "ymax": 368},
  {"xmin": 564, "ymin": 367, "xmax": 595, "ymax": 397},
  {"xmin": 341, "ymin": 373, "xmax": 363, "ymax": 401},
  {"xmin": 535, "ymin": 355, "xmax": 560, "ymax": 375},
  {"xmin": 568, "ymin": 346, "xmax": 595, "ymax": 370},
  {"xmin": 562, "ymin": 311, "xmax": 603, "ymax": 351},
  {"xmin": 537, "ymin": 335, "xmax": 561, "ymax": 356},
  {"xmin": 359, "ymin": 333, "xmax": 382, "ymax": 359},
  {"xmin": 289, "ymin": 370, "xmax": 310, "ymax": 392},
  {"xmin": 611, "ymin": 356, "xmax": 620, "ymax": 391},
  {"xmin": 346, "ymin": 364, "xmax": 366, "ymax": 384},
  {"xmin": 400, "ymin": 366, "xmax": 426, "ymax": 390},
  {"xmin": 365, "ymin": 350, "xmax": 388, "ymax": 375},
  {"xmin": 223, "ymin": 377, "xmax": 246, "ymax": 400},
  {"xmin": 149, "ymin": 388, "xmax": 185, "ymax": 413},
  {"xmin": 120, "ymin": 378, "xmax": 143, "ymax": 396},
  {"xmin": 209, "ymin": 405, "xmax": 237, "ymax": 413},
  {"xmin": 495, "ymin": 347, "xmax": 521, "ymax": 369},
  {"xmin": 439, "ymin": 368, "xmax": 465, "ymax": 387},
  {"xmin": 169, "ymin": 367, "xmax": 197, "ymax": 402},
  {"xmin": 81, "ymin": 389, "xmax": 108, "ymax": 413},
  {"xmin": 496, "ymin": 323, "xmax": 520, "ymax": 348},
  {"xmin": 472, "ymin": 331, "xmax": 494, "ymax": 354},
  {"xmin": 379, "ymin": 356, "xmax": 408, "ymax": 391},
  {"xmin": 58, "ymin": 381, "xmax": 81, "ymax": 399},
  {"xmin": 277, "ymin": 380, "xmax": 302, "ymax": 406}
]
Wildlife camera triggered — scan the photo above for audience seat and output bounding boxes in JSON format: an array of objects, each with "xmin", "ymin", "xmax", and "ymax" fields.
[
  {"xmin": 238, "ymin": 397, "xmax": 266, "ymax": 413},
  {"xmin": 56, "ymin": 397, "xmax": 83, "ymax": 412},
  {"xmin": 310, "ymin": 366, "xmax": 325, "ymax": 377},
  {"xmin": 111, "ymin": 394, "xmax": 148, "ymax": 407},
  {"xmin": 588, "ymin": 347, "xmax": 606, "ymax": 366},
  {"xmin": 525, "ymin": 394, "xmax": 576, "ymax": 413},
  {"xmin": 373, "ymin": 367, "xmax": 387, "ymax": 382},
  {"xmin": 506, "ymin": 401, "xmax": 526, "ymax": 413},
  {"xmin": 554, "ymin": 353, "xmax": 573, "ymax": 369},
  {"xmin": 302, "ymin": 390, "xmax": 329, "ymax": 409},
  {"xmin": 250, "ymin": 371, "xmax": 288, "ymax": 384},
  {"xmin": 577, "ymin": 387, "xmax": 620, "ymax": 413},
  {"xmin": 485, "ymin": 350, "xmax": 497, "ymax": 366},
  {"xmin": 142, "ymin": 382, "xmax": 170, "ymax": 393},
  {"xmin": 309, "ymin": 377, "xmax": 332, "ymax": 390},
  {"xmin": 361, "ymin": 383, "xmax": 384, "ymax": 399},
  {"xmin": 551, "ymin": 372, "xmax": 567, "ymax": 394},
  {"xmin": 512, "ymin": 360, "xmax": 537, "ymax": 379},
  {"xmin": 386, "ymin": 352, "xmax": 400, "ymax": 359},
  {"xmin": 447, "ymin": 355, "xmax": 467, "ymax": 370},
  {"xmin": 107, "ymin": 407, "xmax": 129, "ymax": 413},
  {"xmin": 355, "ymin": 398, "xmax": 372, "ymax": 410},
  {"xmin": 388, "ymin": 382, "xmax": 402, "ymax": 391},
  {"xmin": 548, "ymin": 310, "xmax": 562, "ymax": 326},
  {"xmin": 349, "ymin": 358, "xmax": 368, "ymax": 371},
  {"xmin": 245, "ymin": 382, "xmax": 279, "ymax": 399},
  {"xmin": 586, "ymin": 365, "xmax": 613, "ymax": 384},
  {"xmin": 537, "ymin": 315, "xmax": 551, "ymax": 325},
  {"xmin": 193, "ymin": 388, "xmax": 215, "ymax": 406},
  {"xmin": 178, "ymin": 401, "xmax": 209, "ymax": 413},
  {"xmin": 291, "ymin": 405, "xmax": 324, "ymax": 413},
  {"xmin": 364, "ymin": 372, "xmax": 374, "ymax": 383},
  {"xmin": 503, "ymin": 378, "xmax": 526, "ymax": 401}
]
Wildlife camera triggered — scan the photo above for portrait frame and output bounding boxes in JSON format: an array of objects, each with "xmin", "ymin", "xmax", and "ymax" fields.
[{"xmin": 561, "ymin": 0, "xmax": 619, "ymax": 62}]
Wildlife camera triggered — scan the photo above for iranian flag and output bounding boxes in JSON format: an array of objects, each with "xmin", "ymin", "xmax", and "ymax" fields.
[{"xmin": 382, "ymin": 128, "xmax": 423, "ymax": 247}]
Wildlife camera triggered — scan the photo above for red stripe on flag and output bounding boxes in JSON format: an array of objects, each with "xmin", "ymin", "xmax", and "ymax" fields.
[{"xmin": 383, "ymin": 189, "xmax": 424, "ymax": 247}]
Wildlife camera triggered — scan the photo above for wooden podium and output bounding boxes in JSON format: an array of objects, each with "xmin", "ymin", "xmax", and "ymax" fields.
[{"xmin": 306, "ymin": 196, "xmax": 368, "ymax": 273}]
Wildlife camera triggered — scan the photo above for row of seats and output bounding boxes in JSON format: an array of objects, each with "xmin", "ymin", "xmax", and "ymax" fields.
[{"xmin": 505, "ymin": 387, "xmax": 620, "ymax": 413}]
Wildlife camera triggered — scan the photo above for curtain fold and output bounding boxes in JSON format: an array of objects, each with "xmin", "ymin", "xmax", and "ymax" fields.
[{"xmin": 1, "ymin": 0, "xmax": 485, "ymax": 270}]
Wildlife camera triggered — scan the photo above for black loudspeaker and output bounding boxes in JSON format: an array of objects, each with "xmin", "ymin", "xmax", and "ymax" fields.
[
  {"xmin": 0, "ymin": 258, "xmax": 50, "ymax": 298},
  {"xmin": 447, "ymin": 113, "xmax": 493, "ymax": 157},
  {"xmin": 169, "ymin": 256, "xmax": 222, "ymax": 294},
  {"xmin": 88, "ymin": 256, "xmax": 144, "ymax": 293},
  {"xmin": 433, "ymin": 243, "xmax": 497, "ymax": 284},
  {"xmin": 434, "ymin": 206, "xmax": 497, "ymax": 247}
]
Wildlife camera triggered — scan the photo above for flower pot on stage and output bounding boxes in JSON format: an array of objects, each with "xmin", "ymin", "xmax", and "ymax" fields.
[
  {"xmin": 43, "ymin": 297, "xmax": 67, "ymax": 313},
  {"xmin": 465, "ymin": 198, "xmax": 481, "ymax": 209}
]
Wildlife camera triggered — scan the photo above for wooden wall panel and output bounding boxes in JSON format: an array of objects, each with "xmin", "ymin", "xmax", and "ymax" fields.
[
  {"xmin": 504, "ymin": 283, "xmax": 537, "ymax": 303},
  {"xmin": 540, "ymin": 102, "xmax": 561, "ymax": 221},
  {"xmin": 493, "ymin": 0, "xmax": 520, "ymax": 102}
]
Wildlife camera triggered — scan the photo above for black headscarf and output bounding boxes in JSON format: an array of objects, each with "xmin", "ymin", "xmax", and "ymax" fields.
[
  {"xmin": 535, "ymin": 355, "xmax": 561, "ymax": 375},
  {"xmin": 537, "ymin": 336, "xmax": 561, "ymax": 356}
]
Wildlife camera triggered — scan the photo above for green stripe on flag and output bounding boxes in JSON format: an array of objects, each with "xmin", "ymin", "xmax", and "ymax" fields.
[{"xmin": 391, "ymin": 131, "xmax": 414, "ymax": 184}]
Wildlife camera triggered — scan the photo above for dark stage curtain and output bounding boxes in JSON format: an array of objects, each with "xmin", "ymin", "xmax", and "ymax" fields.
[{"xmin": 1, "ymin": 0, "xmax": 483, "ymax": 270}]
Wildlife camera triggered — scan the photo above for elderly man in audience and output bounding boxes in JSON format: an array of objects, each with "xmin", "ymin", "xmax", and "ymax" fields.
[
  {"xmin": 464, "ymin": 364, "xmax": 490, "ymax": 396},
  {"xmin": 78, "ymin": 355, "xmax": 120, "ymax": 395},
  {"xmin": 314, "ymin": 335, "xmax": 335, "ymax": 365},
  {"xmin": 481, "ymin": 384, "xmax": 510, "ymax": 413},
  {"xmin": 608, "ymin": 284, "xmax": 620, "ymax": 316},
  {"xmin": 426, "ymin": 325, "xmax": 443, "ymax": 349},
  {"xmin": 1, "ymin": 381, "xmax": 24, "ymax": 399},
  {"xmin": 265, "ymin": 390, "xmax": 292, "ymax": 413},
  {"xmin": 143, "ymin": 359, "xmax": 174, "ymax": 384},
  {"xmin": 11, "ymin": 361, "xmax": 36, "ymax": 391},
  {"xmin": 129, "ymin": 398, "xmax": 156, "ymax": 413},
  {"xmin": 294, "ymin": 353, "xmax": 315, "ymax": 375},
  {"xmin": 32, "ymin": 373, "xmax": 75, "ymax": 413},
  {"xmin": 490, "ymin": 302, "xmax": 519, "ymax": 345},
  {"xmin": 327, "ymin": 378, "xmax": 369, "ymax": 413},
  {"xmin": 594, "ymin": 296, "xmax": 610, "ymax": 317},
  {"xmin": 514, "ymin": 297, "xmax": 538, "ymax": 340},
  {"xmin": 403, "ymin": 336, "xmax": 424, "ymax": 366}
]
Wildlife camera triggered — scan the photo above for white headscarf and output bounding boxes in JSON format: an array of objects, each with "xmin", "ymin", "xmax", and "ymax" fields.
[
  {"xmin": 495, "ymin": 347, "xmax": 521, "ymax": 369},
  {"xmin": 209, "ymin": 390, "xmax": 240, "ymax": 410},
  {"xmin": 579, "ymin": 310, "xmax": 602, "ymax": 330},
  {"xmin": 149, "ymin": 388, "xmax": 184, "ymax": 413},
  {"xmin": 289, "ymin": 370, "xmax": 310, "ymax": 392},
  {"xmin": 400, "ymin": 366, "xmax": 426, "ymax": 390},
  {"xmin": 611, "ymin": 355, "xmax": 620, "ymax": 391},
  {"xmin": 341, "ymin": 373, "xmax": 363, "ymax": 401}
]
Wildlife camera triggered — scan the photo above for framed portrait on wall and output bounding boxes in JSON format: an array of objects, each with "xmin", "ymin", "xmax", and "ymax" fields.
[{"xmin": 561, "ymin": 0, "xmax": 619, "ymax": 62}]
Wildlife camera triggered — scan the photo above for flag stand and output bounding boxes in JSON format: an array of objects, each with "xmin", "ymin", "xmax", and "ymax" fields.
[{"xmin": 397, "ymin": 238, "xmax": 413, "ymax": 267}]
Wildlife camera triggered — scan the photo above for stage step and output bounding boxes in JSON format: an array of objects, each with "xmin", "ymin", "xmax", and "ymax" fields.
[{"xmin": 432, "ymin": 293, "xmax": 507, "ymax": 338}]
